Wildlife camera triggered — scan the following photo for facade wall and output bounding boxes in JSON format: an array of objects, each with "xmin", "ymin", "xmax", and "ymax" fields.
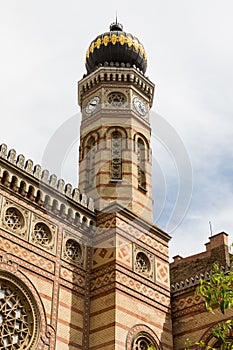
[
  {"xmin": 0, "ymin": 147, "xmax": 95, "ymax": 349},
  {"xmin": 88, "ymin": 209, "xmax": 172, "ymax": 349}
]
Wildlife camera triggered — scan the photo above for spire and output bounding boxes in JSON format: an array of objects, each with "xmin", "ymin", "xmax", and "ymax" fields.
[{"xmin": 110, "ymin": 13, "xmax": 123, "ymax": 31}]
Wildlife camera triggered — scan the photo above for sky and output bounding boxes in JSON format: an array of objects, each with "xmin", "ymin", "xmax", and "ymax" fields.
[{"xmin": 1, "ymin": 0, "xmax": 233, "ymax": 259}]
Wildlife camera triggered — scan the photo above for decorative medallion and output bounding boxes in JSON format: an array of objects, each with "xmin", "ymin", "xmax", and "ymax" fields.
[
  {"xmin": 108, "ymin": 92, "xmax": 126, "ymax": 106},
  {"xmin": 4, "ymin": 207, "xmax": 24, "ymax": 231},
  {"xmin": 133, "ymin": 244, "xmax": 154, "ymax": 280},
  {"xmin": 30, "ymin": 214, "xmax": 57, "ymax": 254},
  {"xmin": 31, "ymin": 222, "xmax": 52, "ymax": 247},
  {"xmin": 62, "ymin": 231, "xmax": 86, "ymax": 269},
  {"xmin": 1, "ymin": 198, "xmax": 29, "ymax": 239}
]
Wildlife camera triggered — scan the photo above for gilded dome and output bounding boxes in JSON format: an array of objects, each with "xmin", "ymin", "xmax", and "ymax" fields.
[{"xmin": 85, "ymin": 22, "xmax": 147, "ymax": 75}]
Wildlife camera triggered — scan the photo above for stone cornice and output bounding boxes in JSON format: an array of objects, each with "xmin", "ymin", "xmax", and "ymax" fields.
[
  {"xmin": 0, "ymin": 144, "xmax": 95, "ymax": 229},
  {"xmin": 96, "ymin": 201, "xmax": 171, "ymax": 243},
  {"xmin": 78, "ymin": 66, "xmax": 155, "ymax": 106}
]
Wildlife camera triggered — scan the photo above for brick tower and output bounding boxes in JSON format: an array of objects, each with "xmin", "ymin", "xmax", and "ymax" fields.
[{"xmin": 78, "ymin": 21, "xmax": 173, "ymax": 349}]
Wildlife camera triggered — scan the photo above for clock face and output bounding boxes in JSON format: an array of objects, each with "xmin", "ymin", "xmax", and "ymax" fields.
[
  {"xmin": 133, "ymin": 97, "xmax": 147, "ymax": 117},
  {"xmin": 85, "ymin": 96, "xmax": 100, "ymax": 114}
]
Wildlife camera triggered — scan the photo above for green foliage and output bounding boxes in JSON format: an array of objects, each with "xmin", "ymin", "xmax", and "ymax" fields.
[
  {"xmin": 185, "ymin": 262, "xmax": 233, "ymax": 350},
  {"xmin": 196, "ymin": 263, "xmax": 233, "ymax": 315}
]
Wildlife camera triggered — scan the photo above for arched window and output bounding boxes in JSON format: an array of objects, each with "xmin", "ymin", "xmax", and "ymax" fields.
[
  {"xmin": 111, "ymin": 131, "xmax": 122, "ymax": 180},
  {"xmin": 0, "ymin": 272, "xmax": 41, "ymax": 349},
  {"xmin": 87, "ymin": 137, "xmax": 96, "ymax": 186},
  {"xmin": 137, "ymin": 138, "xmax": 146, "ymax": 190}
]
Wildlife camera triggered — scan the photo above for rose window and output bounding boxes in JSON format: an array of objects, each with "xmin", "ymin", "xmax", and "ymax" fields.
[
  {"xmin": 32, "ymin": 223, "xmax": 52, "ymax": 246},
  {"xmin": 0, "ymin": 277, "xmax": 39, "ymax": 349},
  {"xmin": 132, "ymin": 335, "xmax": 157, "ymax": 350},
  {"xmin": 108, "ymin": 92, "xmax": 126, "ymax": 106},
  {"xmin": 4, "ymin": 208, "xmax": 24, "ymax": 231},
  {"xmin": 65, "ymin": 239, "xmax": 82, "ymax": 262},
  {"xmin": 135, "ymin": 252, "xmax": 150, "ymax": 273}
]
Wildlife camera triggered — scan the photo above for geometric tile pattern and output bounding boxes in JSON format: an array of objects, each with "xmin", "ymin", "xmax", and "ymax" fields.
[
  {"xmin": 115, "ymin": 217, "xmax": 169, "ymax": 257},
  {"xmin": 115, "ymin": 271, "xmax": 170, "ymax": 307},
  {"xmin": 60, "ymin": 267, "xmax": 85, "ymax": 287},
  {"xmin": 172, "ymin": 294, "xmax": 202, "ymax": 314},
  {"xmin": 92, "ymin": 241, "xmax": 115, "ymax": 268},
  {"xmin": 91, "ymin": 269, "xmax": 170, "ymax": 307},
  {"xmin": 156, "ymin": 260, "xmax": 169, "ymax": 286},
  {"xmin": 116, "ymin": 239, "xmax": 132, "ymax": 268},
  {"xmin": 0, "ymin": 234, "xmax": 55, "ymax": 273}
]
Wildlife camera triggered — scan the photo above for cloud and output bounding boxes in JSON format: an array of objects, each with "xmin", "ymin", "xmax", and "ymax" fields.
[{"xmin": 0, "ymin": 0, "xmax": 232, "ymax": 259}]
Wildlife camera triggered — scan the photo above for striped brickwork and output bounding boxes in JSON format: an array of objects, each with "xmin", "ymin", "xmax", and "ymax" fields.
[
  {"xmin": 89, "ymin": 207, "xmax": 172, "ymax": 349},
  {"xmin": 78, "ymin": 66, "xmax": 155, "ymax": 223},
  {"xmin": 0, "ymin": 149, "xmax": 95, "ymax": 349}
]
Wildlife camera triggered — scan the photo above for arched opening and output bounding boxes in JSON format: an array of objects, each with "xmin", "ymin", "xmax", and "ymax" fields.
[
  {"xmin": 27, "ymin": 186, "xmax": 35, "ymax": 201},
  {"xmin": 18, "ymin": 181, "xmax": 27, "ymax": 196},
  {"xmin": 137, "ymin": 138, "xmax": 146, "ymax": 191},
  {"xmin": 1, "ymin": 171, "xmax": 10, "ymax": 187},
  {"xmin": 10, "ymin": 176, "xmax": 18, "ymax": 192},
  {"xmin": 86, "ymin": 137, "xmax": 96, "ymax": 187}
]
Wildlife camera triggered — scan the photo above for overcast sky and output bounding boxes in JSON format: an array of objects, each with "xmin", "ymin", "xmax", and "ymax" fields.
[{"xmin": 1, "ymin": 0, "xmax": 233, "ymax": 259}]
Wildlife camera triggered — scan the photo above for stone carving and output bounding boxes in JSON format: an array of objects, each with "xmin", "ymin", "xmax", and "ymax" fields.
[
  {"xmin": 41, "ymin": 169, "xmax": 49, "ymax": 183},
  {"xmin": 16, "ymin": 154, "xmax": 25, "ymax": 169},
  {"xmin": 33, "ymin": 164, "xmax": 41, "ymax": 178},
  {"xmin": 49, "ymin": 174, "xmax": 57, "ymax": 187},
  {"xmin": 8, "ymin": 149, "xmax": 16, "ymax": 164},
  {"xmin": 65, "ymin": 183, "xmax": 72, "ymax": 198},
  {"xmin": 0, "ymin": 144, "xmax": 7, "ymax": 158},
  {"xmin": 133, "ymin": 244, "xmax": 154, "ymax": 280},
  {"xmin": 25, "ymin": 159, "xmax": 33, "ymax": 174}
]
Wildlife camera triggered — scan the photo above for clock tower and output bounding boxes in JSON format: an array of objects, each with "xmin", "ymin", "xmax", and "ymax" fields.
[
  {"xmin": 78, "ymin": 21, "xmax": 172, "ymax": 350},
  {"xmin": 78, "ymin": 21, "xmax": 155, "ymax": 223}
]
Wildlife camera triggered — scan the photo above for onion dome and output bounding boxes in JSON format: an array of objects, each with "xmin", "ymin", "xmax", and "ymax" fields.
[{"xmin": 85, "ymin": 21, "xmax": 147, "ymax": 75}]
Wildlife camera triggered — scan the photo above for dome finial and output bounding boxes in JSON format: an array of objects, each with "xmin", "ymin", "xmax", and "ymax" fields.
[{"xmin": 110, "ymin": 13, "xmax": 123, "ymax": 31}]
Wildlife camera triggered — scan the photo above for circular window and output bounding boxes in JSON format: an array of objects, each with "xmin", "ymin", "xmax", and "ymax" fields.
[
  {"xmin": 0, "ymin": 274, "xmax": 40, "ymax": 349},
  {"xmin": 65, "ymin": 239, "xmax": 82, "ymax": 262},
  {"xmin": 5, "ymin": 207, "xmax": 24, "ymax": 231},
  {"xmin": 108, "ymin": 92, "xmax": 126, "ymax": 106},
  {"xmin": 132, "ymin": 334, "xmax": 157, "ymax": 350},
  {"xmin": 135, "ymin": 252, "xmax": 150, "ymax": 273},
  {"xmin": 32, "ymin": 223, "xmax": 52, "ymax": 246}
]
